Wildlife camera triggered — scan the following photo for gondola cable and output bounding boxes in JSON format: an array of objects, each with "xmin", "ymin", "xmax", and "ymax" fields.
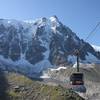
[{"xmin": 79, "ymin": 22, "xmax": 100, "ymax": 52}]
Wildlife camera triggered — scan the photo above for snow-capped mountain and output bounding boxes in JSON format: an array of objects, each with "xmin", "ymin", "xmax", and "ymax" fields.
[{"xmin": 0, "ymin": 16, "xmax": 100, "ymax": 75}]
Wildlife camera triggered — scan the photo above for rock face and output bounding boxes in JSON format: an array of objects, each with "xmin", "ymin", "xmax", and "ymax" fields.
[{"xmin": 0, "ymin": 16, "xmax": 100, "ymax": 73}]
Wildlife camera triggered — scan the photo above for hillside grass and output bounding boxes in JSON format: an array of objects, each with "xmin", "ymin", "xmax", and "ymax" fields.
[{"xmin": 2, "ymin": 72, "xmax": 84, "ymax": 100}]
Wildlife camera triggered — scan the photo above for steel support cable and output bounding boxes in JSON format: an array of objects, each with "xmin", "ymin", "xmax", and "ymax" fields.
[
  {"xmin": 64, "ymin": 22, "xmax": 100, "ymax": 57},
  {"xmin": 85, "ymin": 22, "xmax": 100, "ymax": 41},
  {"xmin": 78, "ymin": 22, "xmax": 100, "ymax": 52}
]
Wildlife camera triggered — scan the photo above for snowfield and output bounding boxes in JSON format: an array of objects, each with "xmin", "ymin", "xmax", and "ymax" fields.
[{"xmin": 91, "ymin": 44, "xmax": 100, "ymax": 52}]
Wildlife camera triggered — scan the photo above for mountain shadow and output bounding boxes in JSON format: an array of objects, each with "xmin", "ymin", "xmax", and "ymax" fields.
[{"xmin": 0, "ymin": 68, "xmax": 9, "ymax": 100}]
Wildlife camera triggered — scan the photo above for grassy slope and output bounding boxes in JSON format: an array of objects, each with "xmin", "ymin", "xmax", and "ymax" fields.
[{"xmin": 1, "ymin": 72, "xmax": 84, "ymax": 100}]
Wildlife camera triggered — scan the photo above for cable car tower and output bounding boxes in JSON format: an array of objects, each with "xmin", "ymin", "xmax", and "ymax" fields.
[
  {"xmin": 70, "ymin": 50, "xmax": 86, "ymax": 93},
  {"xmin": 69, "ymin": 22, "xmax": 100, "ymax": 93}
]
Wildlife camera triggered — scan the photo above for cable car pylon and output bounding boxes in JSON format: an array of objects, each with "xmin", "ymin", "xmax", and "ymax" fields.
[
  {"xmin": 70, "ymin": 50, "xmax": 86, "ymax": 93},
  {"xmin": 76, "ymin": 50, "xmax": 79, "ymax": 72}
]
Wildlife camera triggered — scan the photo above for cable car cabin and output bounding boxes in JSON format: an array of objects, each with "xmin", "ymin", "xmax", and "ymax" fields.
[{"xmin": 70, "ymin": 73, "xmax": 84, "ymax": 85}]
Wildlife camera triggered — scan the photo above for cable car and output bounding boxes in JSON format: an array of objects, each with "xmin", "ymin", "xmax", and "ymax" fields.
[
  {"xmin": 69, "ymin": 50, "xmax": 86, "ymax": 93},
  {"xmin": 70, "ymin": 73, "xmax": 84, "ymax": 85}
]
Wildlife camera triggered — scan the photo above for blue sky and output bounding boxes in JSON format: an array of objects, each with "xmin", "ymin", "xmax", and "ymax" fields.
[{"xmin": 0, "ymin": 0, "xmax": 100, "ymax": 45}]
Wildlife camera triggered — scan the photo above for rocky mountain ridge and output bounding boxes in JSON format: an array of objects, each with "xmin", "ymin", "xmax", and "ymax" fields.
[{"xmin": 0, "ymin": 16, "xmax": 100, "ymax": 75}]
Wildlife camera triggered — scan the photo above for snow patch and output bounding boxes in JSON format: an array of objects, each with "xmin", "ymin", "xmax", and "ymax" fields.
[
  {"xmin": 91, "ymin": 45, "xmax": 100, "ymax": 52},
  {"xmin": 50, "ymin": 66, "xmax": 67, "ymax": 71},
  {"xmin": 49, "ymin": 16, "xmax": 58, "ymax": 22},
  {"xmin": 72, "ymin": 62, "xmax": 77, "ymax": 68},
  {"xmin": 7, "ymin": 21, "xmax": 11, "ymax": 24},
  {"xmin": 49, "ymin": 16, "xmax": 60, "ymax": 34},
  {"xmin": 40, "ymin": 72, "xmax": 50, "ymax": 78}
]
